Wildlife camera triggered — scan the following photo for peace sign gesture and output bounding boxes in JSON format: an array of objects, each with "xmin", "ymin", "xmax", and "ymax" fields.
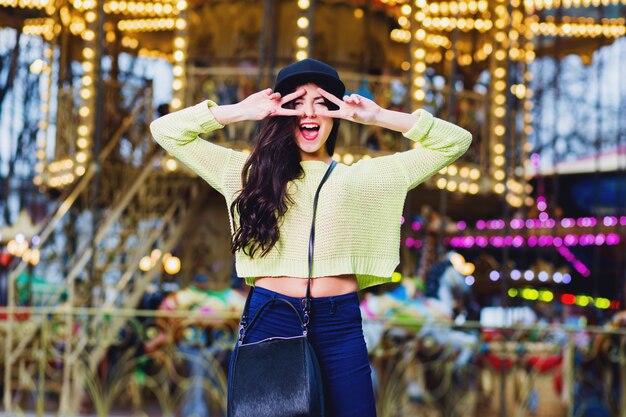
[
  {"xmin": 238, "ymin": 88, "xmax": 306, "ymax": 120},
  {"xmin": 314, "ymin": 88, "xmax": 382, "ymax": 126}
]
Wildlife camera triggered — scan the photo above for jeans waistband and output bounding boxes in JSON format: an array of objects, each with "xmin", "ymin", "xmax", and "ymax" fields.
[{"xmin": 251, "ymin": 285, "xmax": 358, "ymax": 306}]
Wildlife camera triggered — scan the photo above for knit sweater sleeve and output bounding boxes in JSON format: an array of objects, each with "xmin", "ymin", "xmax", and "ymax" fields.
[
  {"xmin": 392, "ymin": 109, "xmax": 472, "ymax": 190},
  {"xmin": 149, "ymin": 100, "xmax": 246, "ymax": 196}
]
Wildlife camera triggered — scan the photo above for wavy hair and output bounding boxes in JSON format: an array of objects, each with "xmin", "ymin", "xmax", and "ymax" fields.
[{"xmin": 230, "ymin": 97, "xmax": 340, "ymax": 258}]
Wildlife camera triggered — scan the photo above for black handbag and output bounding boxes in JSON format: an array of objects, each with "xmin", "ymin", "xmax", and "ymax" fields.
[{"xmin": 227, "ymin": 160, "xmax": 337, "ymax": 417}]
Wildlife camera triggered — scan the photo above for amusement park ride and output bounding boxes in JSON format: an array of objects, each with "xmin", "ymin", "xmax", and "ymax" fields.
[{"xmin": 0, "ymin": 0, "xmax": 625, "ymax": 415}]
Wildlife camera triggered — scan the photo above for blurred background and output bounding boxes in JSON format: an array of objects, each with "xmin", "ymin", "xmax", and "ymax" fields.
[{"xmin": 0, "ymin": 0, "xmax": 625, "ymax": 416}]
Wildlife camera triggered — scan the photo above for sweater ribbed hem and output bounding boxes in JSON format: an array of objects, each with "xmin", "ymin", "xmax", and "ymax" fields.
[
  {"xmin": 192, "ymin": 100, "xmax": 224, "ymax": 132},
  {"xmin": 237, "ymin": 256, "xmax": 399, "ymax": 291},
  {"xmin": 403, "ymin": 109, "xmax": 434, "ymax": 142}
]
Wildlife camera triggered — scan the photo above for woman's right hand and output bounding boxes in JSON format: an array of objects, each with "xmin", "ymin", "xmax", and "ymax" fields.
[
  {"xmin": 210, "ymin": 88, "xmax": 306, "ymax": 125},
  {"xmin": 238, "ymin": 88, "xmax": 306, "ymax": 120}
]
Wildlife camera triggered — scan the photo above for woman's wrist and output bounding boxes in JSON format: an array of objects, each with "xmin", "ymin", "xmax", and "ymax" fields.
[
  {"xmin": 373, "ymin": 108, "xmax": 420, "ymax": 133},
  {"xmin": 209, "ymin": 102, "xmax": 249, "ymax": 125}
]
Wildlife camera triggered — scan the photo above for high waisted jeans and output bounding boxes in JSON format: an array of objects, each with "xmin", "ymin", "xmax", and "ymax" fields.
[{"xmin": 228, "ymin": 286, "xmax": 377, "ymax": 417}]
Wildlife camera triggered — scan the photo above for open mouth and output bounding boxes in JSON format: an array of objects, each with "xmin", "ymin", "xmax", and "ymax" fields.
[{"xmin": 299, "ymin": 122, "xmax": 320, "ymax": 141}]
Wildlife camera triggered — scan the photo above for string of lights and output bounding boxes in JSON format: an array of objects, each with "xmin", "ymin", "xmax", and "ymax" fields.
[{"xmin": 295, "ymin": 0, "xmax": 312, "ymax": 61}]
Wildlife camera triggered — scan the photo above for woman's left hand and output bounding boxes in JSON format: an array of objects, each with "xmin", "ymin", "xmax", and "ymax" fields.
[{"xmin": 315, "ymin": 88, "xmax": 382, "ymax": 125}]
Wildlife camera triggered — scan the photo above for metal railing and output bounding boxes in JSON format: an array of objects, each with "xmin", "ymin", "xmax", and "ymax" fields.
[{"xmin": 1, "ymin": 309, "xmax": 625, "ymax": 417}]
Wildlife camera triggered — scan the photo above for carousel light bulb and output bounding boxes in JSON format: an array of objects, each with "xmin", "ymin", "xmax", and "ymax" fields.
[
  {"xmin": 175, "ymin": 18, "xmax": 186, "ymax": 30},
  {"xmin": 82, "ymin": 30, "xmax": 94, "ymax": 40},
  {"xmin": 76, "ymin": 151, "xmax": 88, "ymax": 163},
  {"xmin": 139, "ymin": 256, "xmax": 153, "ymax": 272},
  {"xmin": 163, "ymin": 255, "xmax": 181, "ymax": 274},
  {"xmin": 166, "ymin": 158, "xmax": 177, "ymax": 171},
  {"xmin": 413, "ymin": 90, "xmax": 425, "ymax": 101},
  {"xmin": 29, "ymin": 59, "xmax": 45, "ymax": 74},
  {"xmin": 150, "ymin": 248, "xmax": 162, "ymax": 261},
  {"xmin": 295, "ymin": 50, "xmax": 308, "ymax": 61},
  {"xmin": 414, "ymin": 48, "xmax": 426, "ymax": 59},
  {"xmin": 83, "ymin": 47, "xmax": 95, "ymax": 59},
  {"xmin": 297, "ymin": 17, "xmax": 309, "ymax": 29},
  {"xmin": 77, "ymin": 138, "xmax": 89, "ymax": 149},
  {"xmin": 296, "ymin": 36, "xmax": 309, "ymax": 49},
  {"xmin": 171, "ymin": 98, "xmax": 182, "ymax": 109},
  {"xmin": 174, "ymin": 37, "xmax": 185, "ymax": 48}
]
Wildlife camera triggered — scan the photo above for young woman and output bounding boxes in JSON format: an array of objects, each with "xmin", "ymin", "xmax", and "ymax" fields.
[{"xmin": 150, "ymin": 58, "xmax": 472, "ymax": 416}]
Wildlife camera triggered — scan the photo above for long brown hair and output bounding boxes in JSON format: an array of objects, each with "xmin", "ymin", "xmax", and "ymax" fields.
[{"xmin": 230, "ymin": 96, "xmax": 340, "ymax": 258}]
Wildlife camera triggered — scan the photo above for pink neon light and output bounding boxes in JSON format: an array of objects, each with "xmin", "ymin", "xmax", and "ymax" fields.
[
  {"xmin": 556, "ymin": 246, "xmax": 591, "ymax": 278},
  {"xmin": 537, "ymin": 201, "xmax": 547, "ymax": 211},
  {"xmin": 473, "ymin": 215, "xmax": 622, "ymax": 231},
  {"xmin": 448, "ymin": 233, "xmax": 621, "ymax": 249}
]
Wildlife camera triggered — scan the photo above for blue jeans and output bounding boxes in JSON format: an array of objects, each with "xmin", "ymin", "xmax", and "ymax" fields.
[{"xmin": 228, "ymin": 286, "xmax": 376, "ymax": 417}]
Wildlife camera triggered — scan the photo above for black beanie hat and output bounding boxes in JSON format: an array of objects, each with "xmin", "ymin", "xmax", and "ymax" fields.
[{"xmin": 274, "ymin": 58, "xmax": 346, "ymax": 99}]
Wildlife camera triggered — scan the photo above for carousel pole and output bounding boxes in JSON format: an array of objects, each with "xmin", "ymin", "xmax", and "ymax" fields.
[
  {"xmin": 436, "ymin": 11, "xmax": 460, "ymax": 259},
  {"xmin": 306, "ymin": 0, "xmax": 315, "ymax": 56},
  {"xmin": 294, "ymin": 0, "xmax": 315, "ymax": 62},
  {"xmin": 592, "ymin": 7, "xmax": 606, "ymax": 305},
  {"xmin": 496, "ymin": 1, "xmax": 517, "ymax": 415},
  {"xmin": 59, "ymin": 0, "xmax": 105, "ymax": 412},
  {"xmin": 258, "ymin": 0, "xmax": 273, "ymax": 90}
]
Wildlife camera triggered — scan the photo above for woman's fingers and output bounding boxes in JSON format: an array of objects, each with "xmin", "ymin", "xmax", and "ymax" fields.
[
  {"xmin": 279, "ymin": 89, "xmax": 306, "ymax": 105},
  {"xmin": 342, "ymin": 94, "xmax": 362, "ymax": 106},
  {"xmin": 317, "ymin": 87, "xmax": 344, "ymax": 107},
  {"xmin": 271, "ymin": 108, "xmax": 305, "ymax": 117},
  {"xmin": 315, "ymin": 109, "xmax": 342, "ymax": 118}
]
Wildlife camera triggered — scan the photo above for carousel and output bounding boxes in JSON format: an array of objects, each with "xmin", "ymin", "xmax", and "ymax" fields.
[{"xmin": 0, "ymin": 0, "xmax": 625, "ymax": 415}]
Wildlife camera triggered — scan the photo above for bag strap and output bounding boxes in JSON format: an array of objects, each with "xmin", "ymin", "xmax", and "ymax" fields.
[
  {"xmin": 241, "ymin": 298, "xmax": 307, "ymax": 341},
  {"xmin": 238, "ymin": 160, "xmax": 337, "ymax": 341},
  {"xmin": 303, "ymin": 159, "xmax": 337, "ymax": 321}
]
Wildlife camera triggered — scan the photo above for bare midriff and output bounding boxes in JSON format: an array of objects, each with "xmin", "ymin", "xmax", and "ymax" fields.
[{"xmin": 254, "ymin": 274, "xmax": 358, "ymax": 298}]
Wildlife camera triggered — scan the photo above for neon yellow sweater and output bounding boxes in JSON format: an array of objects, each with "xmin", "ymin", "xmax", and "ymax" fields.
[{"xmin": 150, "ymin": 100, "xmax": 471, "ymax": 290}]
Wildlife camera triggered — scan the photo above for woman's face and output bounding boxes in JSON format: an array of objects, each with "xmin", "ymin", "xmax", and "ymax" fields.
[{"xmin": 290, "ymin": 83, "xmax": 334, "ymax": 161}]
